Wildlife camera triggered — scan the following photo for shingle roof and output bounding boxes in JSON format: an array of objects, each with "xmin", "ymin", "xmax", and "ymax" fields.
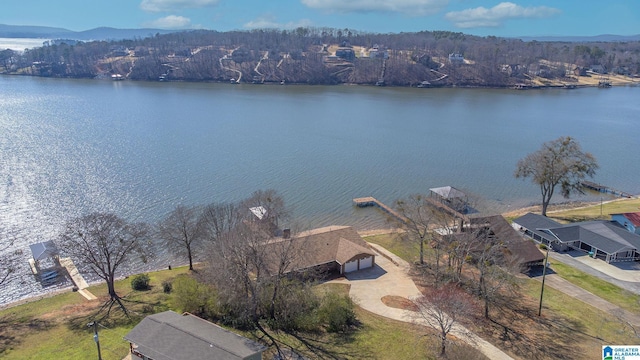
[
  {"xmin": 263, "ymin": 226, "xmax": 375, "ymax": 273},
  {"xmin": 512, "ymin": 213, "xmax": 563, "ymax": 242},
  {"xmin": 471, "ymin": 215, "xmax": 545, "ymax": 265},
  {"xmin": 514, "ymin": 213, "xmax": 640, "ymax": 256},
  {"xmin": 124, "ymin": 311, "xmax": 266, "ymax": 360}
]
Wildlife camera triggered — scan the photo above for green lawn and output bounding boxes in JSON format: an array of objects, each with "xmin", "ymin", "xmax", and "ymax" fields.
[
  {"xmin": 548, "ymin": 197, "xmax": 640, "ymax": 222},
  {"xmin": 363, "ymin": 232, "xmax": 640, "ymax": 359},
  {"xmin": 548, "ymin": 260, "xmax": 640, "ymax": 313},
  {"xmin": 0, "ymin": 267, "xmax": 480, "ymax": 360},
  {"xmin": 363, "ymin": 232, "xmax": 422, "ymax": 264}
]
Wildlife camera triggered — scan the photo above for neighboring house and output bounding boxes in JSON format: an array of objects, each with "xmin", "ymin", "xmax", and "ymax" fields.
[
  {"xmin": 335, "ymin": 47, "xmax": 355, "ymax": 61},
  {"xmin": 589, "ymin": 64, "xmax": 607, "ymax": 74},
  {"xmin": 262, "ymin": 226, "xmax": 375, "ymax": 275},
  {"xmin": 513, "ymin": 213, "xmax": 640, "ymax": 263},
  {"xmin": 368, "ymin": 45, "xmax": 389, "ymax": 59},
  {"xmin": 448, "ymin": 53, "xmax": 464, "ymax": 64},
  {"xmin": 465, "ymin": 215, "xmax": 545, "ymax": 270},
  {"xmin": 124, "ymin": 311, "xmax": 267, "ymax": 360},
  {"xmin": 573, "ymin": 67, "xmax": 587, "ymax": 76},
  {"xmin": 612, "ymin": 212, "xmax": 640, "ymax": 235}
]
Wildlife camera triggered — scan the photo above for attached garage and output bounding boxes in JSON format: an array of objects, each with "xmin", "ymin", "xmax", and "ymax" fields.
[
  {"xmin": 359, "ymin": 256, "xmax": 373, "ymax": 269},
  {"xmin": 344, "ymin": 260, "xmax": 359, "ymax": 273}
]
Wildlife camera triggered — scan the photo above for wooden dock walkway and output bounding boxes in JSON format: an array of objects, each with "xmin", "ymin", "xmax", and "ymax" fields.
[
  {"xmin": 59, "ymin": 257, "xmax": 97, "ymax": 300},
  {"xmin": 581, "ymin": 181, "xmax": 633, "ymax": 198},
  {"xmin": 353, "ymin": 197, "xmax": 408, "ymax": 224},
  {"xmin": 425, "ymin": 198, "xmax": 470, "ymax": 223}
]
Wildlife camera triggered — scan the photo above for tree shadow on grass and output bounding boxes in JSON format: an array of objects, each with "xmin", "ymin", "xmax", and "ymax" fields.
[
  {"xmin": 0, "ymin": 314, "xmax": 53, "ymax": 355},
  {"xmin": 285, "ymin": 330, "xmax": 369, "ymax": 360},
  {"xmin": 483, "ymin": 300, "xmax": 606, "ymax": 360}
]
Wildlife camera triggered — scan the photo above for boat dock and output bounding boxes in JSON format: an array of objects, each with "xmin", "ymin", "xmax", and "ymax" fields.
[
  {"xmin": 581, "ymin": 181, "xmax": 633, "ymax": 198},
  {"xmin": 353, "ymin": 197, "xmax": 407, "ymax": 224},
  {"xmin": 425, "ymin": 197, "xmax": 471, "ymax": 224},
  {"xmin": 59, "ymin": 257, "xmax": 97, "ymax": 301}
]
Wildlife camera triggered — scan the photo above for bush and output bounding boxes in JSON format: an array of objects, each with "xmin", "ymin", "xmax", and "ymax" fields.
[
  {"xmin": 131, "ymin": 273, "xmax": 150, "ymax": 291},
  {"xmin": 170, "ymin": 275, "xmax": 218, "ymax": 318},
  {"xmin": 162, "ymin": 280, "xmax": 173, "ymax": 294},
  {"xmin": 539, "ymin": 243, "xmax": 548, "ymax": 250},
  {"xmin": 318, "ymin": 292, "xmax": 357, "ymax": 333}
]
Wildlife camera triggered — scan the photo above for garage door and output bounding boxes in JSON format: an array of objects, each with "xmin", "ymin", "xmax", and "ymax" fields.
[
  {"xmin": 360, "ymin": 256, "xmax": 373, "ymax": 269},
  {"xmin": 344, "ymin": 260, "xmax": 358, "ymax": 273}
]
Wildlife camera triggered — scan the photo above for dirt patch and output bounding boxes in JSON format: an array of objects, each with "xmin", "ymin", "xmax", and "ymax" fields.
[{"xmin": 381, "ymin": 295, "xmax": 418, "ymax": 311}]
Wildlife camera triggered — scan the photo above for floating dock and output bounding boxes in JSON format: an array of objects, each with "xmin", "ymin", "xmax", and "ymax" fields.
[
  {"xmin": 581, "ymin": 181, "xmax": 633, "ymax": 198},
  {"xmin": 353, "ymin": 197, "xmax": 407, "ymax": 224}
]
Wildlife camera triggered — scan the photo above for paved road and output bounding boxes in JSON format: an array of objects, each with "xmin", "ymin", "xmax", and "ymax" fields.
[{"xmin": 331, "ymin": 243, "xmax": 514, "ymax": 360}]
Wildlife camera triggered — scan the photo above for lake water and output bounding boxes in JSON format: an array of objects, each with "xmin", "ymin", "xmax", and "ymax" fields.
[
  {"xmin": 0, "ymin": 38, "xmax": 49, "ymax": 51},
  {"xmin": 1, "ymin": 75, "xmax": 639, "ymax": 305}
]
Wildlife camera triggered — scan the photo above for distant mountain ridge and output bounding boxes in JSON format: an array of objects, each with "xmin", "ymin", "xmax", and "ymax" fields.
[
  {"xmin": 518, "ymin": 34, "xmax": 640, "ymax": 42},
  {"xmin": 0, "ymin": 24, "xmax": 179, "ymax": 41},
  {"xmin": 2, "ymin": 24, "xmax": 640, "ymax": 43}
]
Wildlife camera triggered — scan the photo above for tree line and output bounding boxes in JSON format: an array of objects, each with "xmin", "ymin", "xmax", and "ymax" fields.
[{"xmin": 1, "ymin": 27, "xmax": 639, "ymax": 86}]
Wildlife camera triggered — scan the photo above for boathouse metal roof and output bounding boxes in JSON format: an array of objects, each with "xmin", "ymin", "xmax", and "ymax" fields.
[
  {"xmin": 429, "ymin": 186, "xmax": 466, "ymax": 199},
  {"xmin": 29, "ymin": 240, "xmax": 59, "ymax": 261}
]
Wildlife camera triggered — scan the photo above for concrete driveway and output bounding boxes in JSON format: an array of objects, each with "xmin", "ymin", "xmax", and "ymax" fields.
[{"xmin": 331, "ymin": 243, "xmax": 514, "ymax": 360}]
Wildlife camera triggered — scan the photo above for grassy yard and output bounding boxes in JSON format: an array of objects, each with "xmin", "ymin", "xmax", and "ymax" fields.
[
  {"xmin": 364, "ymin": 233, "xmax": 640, "ymax": 360},
  {"xmin": 0, "ymin": 266, "xmax": 479, "ymax": 360},
  {"xmin": 0, "ymin": 267, "xmax": 190, "ymax": 360},
  {"xmin": 547, "ymin": 197, "xmax": 640, "ymax": 223},
  {"xmin": 548, "ymin": 260, "xmax": 640, "ymax": 313}
]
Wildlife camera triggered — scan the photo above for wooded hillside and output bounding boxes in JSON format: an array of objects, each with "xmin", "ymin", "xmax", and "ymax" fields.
[{"xmin": 2, "ymin": 28, "xmax": 640, "ymax": 87}]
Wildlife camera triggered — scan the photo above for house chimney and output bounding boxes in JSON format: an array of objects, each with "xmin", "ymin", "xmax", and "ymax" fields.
[{"xmin": 283, "ymin": 229, "xmax": 291, "ymax": 239}]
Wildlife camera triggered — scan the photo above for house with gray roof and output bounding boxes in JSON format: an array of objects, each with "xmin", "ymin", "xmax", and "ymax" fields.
[
  {"xmin": 512, "ymin": 213, "xmax": 640, "ymax": 263},
  {"xmin": 124, "ymin": 311, "xmax": 267, "ymax": 360}
]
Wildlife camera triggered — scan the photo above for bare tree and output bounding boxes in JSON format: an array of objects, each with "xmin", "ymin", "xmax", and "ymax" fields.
[
  {"xmin": 395, "ymin": 194, "xmax": 438, "ymax": 266},
  {"xmin": 59, "ymin": 212, "xmax": 150, "ymax": 316},
  {"xmin": 158, "ymin": 205, "xmax": 202, "ymax": 271},
  {"xmin": 471, "ymin": 228, "xmax": 520, "ymax": 319},
  {"xmin": 198, "ymin": 202, "xmax": 242, "ymax": 244},
  {"xmin": 515, "ymin": 136, "xmax": 598, "ymax": 216},
  {"xmin": 414, "ymin": 284, "xmax": 476, "ymax": 356},
  {"xmin": 395, "ymin": 194, "xmax": 453, "ymax": 284},
  {"xmin": 241, "ymin": 189, "xmax": 290, "ymax": 230}
]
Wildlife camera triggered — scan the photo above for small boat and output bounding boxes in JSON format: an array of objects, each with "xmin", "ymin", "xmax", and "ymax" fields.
[{"xmin": 111, "ymin": 74, "xmax": 124, "ymax": 81}]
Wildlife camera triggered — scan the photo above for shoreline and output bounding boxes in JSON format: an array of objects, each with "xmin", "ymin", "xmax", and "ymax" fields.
[
  {"xmin": 2, "ymin": 196, "xmax": 638, "ymax": 311},
  {"xmin": 2, "ymin": 72, "xmax": 638, "ymax": 89}
]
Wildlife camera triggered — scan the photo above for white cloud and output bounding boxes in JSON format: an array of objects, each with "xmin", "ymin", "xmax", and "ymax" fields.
[
  {"xmin": 140, "ymin": 0, "xmax": 219, "ymax": 12},
  {"xmin": 445, "ymin": 2, "xmax": 560, "ymax": 28},
  {"xmin": 244, "ymin": 15, "xmax": 313, "ymax": 30},
  {"xmin": 144, "ymin": 15, "xmax": 192, "ymax": 29},
  {"xmin": 301, "ymin": 0, "xmax": 449, "ymax": 16}
]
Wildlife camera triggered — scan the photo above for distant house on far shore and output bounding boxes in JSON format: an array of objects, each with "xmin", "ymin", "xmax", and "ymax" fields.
[{"xmin": 448, "ymin": 53, "xmax": 464, "ymax": 64}]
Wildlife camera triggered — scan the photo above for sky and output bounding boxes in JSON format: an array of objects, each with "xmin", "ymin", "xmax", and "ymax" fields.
[{"xmin": 1, "ymin": 0, "xmax": 639, "ymax": 37}]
